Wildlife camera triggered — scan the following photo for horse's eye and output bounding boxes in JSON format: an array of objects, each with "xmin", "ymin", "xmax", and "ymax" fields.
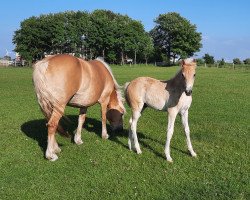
[{"xmin": 194, "ymin": 74, "xmax": 196, "ymax": 77}]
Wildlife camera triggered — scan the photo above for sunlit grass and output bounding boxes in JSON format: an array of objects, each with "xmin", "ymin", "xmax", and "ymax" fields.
[{"xmin": 0, "ymin": 66, "xmax": 249, "ymax": 199}]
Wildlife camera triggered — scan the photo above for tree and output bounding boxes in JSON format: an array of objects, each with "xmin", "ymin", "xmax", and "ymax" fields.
[
  {"xmin": 243, "ymin": 58, "xmax": 250, "ymax": 64},
  {"xmin": 233, "ymin": 58, "xmax": 241, "ymax": 65},
  {"xmin": 195, "ymin": 58, "xmax": 205, "ymax": 65},
  {"xmin": 150, "ymin": 12, "xmax": 202, "ymax": 64},
  {"xmin": 203, "ymin": 53, "xmax": 215, "ymax": 64},
  {"xmin": 219, "ymin": 58, "xmax": 225, "ymax": 66}
]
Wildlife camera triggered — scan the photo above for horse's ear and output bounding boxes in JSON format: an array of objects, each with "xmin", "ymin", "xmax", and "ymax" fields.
[{"xmin": 193, "ymin": 58, "xmax": 196, "ymax": 63}]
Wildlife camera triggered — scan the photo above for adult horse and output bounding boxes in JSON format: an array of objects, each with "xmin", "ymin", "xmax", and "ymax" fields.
[
  {"xmin": 125, "ymin": 58, "xmax": 197, "ymax": 162},
  {"xmin": 33, "ymin": 54, "xmax": 125, "ymax": 161}
]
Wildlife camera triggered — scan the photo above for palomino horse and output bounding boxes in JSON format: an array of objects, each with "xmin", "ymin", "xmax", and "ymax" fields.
[
  {"xmin": 125, "ymin": 58, "xmax": 197, "ymax": 162},
  {"xmin": 33, "ymin": 54, "xmax": 125, "ymax": 161}
]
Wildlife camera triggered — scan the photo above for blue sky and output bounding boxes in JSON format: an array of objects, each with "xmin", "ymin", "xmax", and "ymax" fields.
[{"xmin": 1, "ymin": 0, "xmax": 250, "ymax": 61}]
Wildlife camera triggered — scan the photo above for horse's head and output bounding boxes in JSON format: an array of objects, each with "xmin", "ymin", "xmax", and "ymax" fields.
[
  {"xmin": 106, "ymin": 90, "xmax": 125, "ymax": 132},
  {"xmin": 181, "ymin": 58, "xmax": 197, "ymax": 96}
]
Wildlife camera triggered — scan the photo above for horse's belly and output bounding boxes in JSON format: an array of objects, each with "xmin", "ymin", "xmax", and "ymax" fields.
[{"xmin": 68, "ymin": 91, "xmax": 99, "ymax": 107}]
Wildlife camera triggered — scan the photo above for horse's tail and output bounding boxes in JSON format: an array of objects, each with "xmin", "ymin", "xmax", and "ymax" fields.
[
  {"xmin": 33, "ymin": 58, "xmax": 54, "ymax": 120},
  {"xmin": 32, "ymin": 58, "xmax": 71, "ymax": 137}
]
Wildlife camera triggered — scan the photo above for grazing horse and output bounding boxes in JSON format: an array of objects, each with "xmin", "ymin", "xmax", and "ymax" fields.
[
  {"xmin": 33, "ymin": 54, "xmax": 125, "ymax": 161},
  {"xmin": 125, "ymin": 58, "xmax": 197, "ymax": 162}
]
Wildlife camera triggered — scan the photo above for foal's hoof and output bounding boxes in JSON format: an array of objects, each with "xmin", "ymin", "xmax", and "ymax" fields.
[
  {"xmin": 102, "ymin": 134, "xmax": 109, "ymax": 140},
  {"xmin": 136, "ymin": 149, "xmax": 142, "ymax": 154},
  {"xmin": 74, "ymin": 138, "xmax": 83, "ymax": 145},
  {"xmin": 191, "ymin": 152, "xmax": 197, "ymax": 158}
]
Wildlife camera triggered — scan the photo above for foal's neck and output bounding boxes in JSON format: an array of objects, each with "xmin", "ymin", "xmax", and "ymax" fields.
[{"xmin": 166, "ymin": 70, "xmax": 185, "ymax": 92}]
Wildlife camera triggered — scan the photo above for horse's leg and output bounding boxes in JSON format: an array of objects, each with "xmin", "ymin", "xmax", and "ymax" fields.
[
  {"xmin": 46, "ymin": 110, "xmax": 63, "ymax": 161},
  {"xmin": 74, "ymin": 107, "xmax": 87, "ymax": 145},
  {"xmin": 165, "ymin": 108, "xmax": 178, "ymax": 162},
  {"xmin": 130, "ymin": 110, "xmax": 142, "ymax": 154},
  {"xmin": 181, "ymin": 110, "xmax": 197, "ymax": 157},
  {"xmin": 100, "ymin": 102, "xmax": 109, "ymax": 139}
]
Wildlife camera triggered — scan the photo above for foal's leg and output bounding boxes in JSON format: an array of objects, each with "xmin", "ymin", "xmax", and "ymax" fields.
[
  {"xmin": 165, "ymin": 108, "xmax": 178, "ymax": 162},
  {"xmin": 46, "ymin": 110, "xmax": 63, "ymax": 161},
  {"xmin": 181, "ymin": 110, "xmax": 197, "ymax": 157},
  {"xmin": 129, "ymin": 110, "xmax": 142, "ymax": 154},
  {"xmin": 74, "ymin": 107, "xmax": 87, "ymax": 145},
  {"xmin": 100, "ymin": 102, "xmax": 109, "ymax": 139}
]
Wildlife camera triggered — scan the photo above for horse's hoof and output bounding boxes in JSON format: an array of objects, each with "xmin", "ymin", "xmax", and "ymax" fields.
[
  {"xmin": 54, "ymin": 147, "xmax": 61, "ymax": 154},
  {"xmin": 167, "ymin": 157, "xmax": 173, "ymax": 163},
  {"xmin": 46, "ymin": 153, "xmax": 58, "ymax": 161}
]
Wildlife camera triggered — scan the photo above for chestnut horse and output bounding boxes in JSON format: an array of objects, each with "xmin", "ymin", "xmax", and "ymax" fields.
[
  {"xmin": 125, "ymin": 58, "xmax": 197, "ymax": 162},
  {"xmin": 33, "ymin": 54, "xmax": 125, "ymax": 161}
]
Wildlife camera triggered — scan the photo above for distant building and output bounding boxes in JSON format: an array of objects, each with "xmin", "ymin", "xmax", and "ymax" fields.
[{"xmin": 0, "ymin": 58, "xmax": 13, "ymax": 66}]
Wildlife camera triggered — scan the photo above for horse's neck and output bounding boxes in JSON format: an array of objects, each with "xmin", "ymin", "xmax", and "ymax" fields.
[
  {"xmin": 166, "ymin": 70, "xmax": 185, "ymax": 92},
  {"xmin": 108, "ymin": 89, "xmax": 119, "ymax": 108}
]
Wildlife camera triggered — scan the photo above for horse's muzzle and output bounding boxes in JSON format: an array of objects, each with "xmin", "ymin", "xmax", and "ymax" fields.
[{"xmin": 185, "ymin": 90, "xmax": 192, "ymax": 96}]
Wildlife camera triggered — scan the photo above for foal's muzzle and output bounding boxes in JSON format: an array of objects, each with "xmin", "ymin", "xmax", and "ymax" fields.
[
  {"xmin": 112, "ymin": 125, "xmax": 123, "ymax": 132},
  {"xmin": 185, "ymin": 90, "xmax": 192, "ymax": 96}
]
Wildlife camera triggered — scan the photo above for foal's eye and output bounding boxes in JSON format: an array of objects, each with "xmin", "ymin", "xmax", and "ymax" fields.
[{"xmin": 194, "ymin": 74, "xmax": 196, "ymax": 77}]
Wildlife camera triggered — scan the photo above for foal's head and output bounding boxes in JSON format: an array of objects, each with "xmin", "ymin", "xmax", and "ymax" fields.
[
  {"xmin": 181, "ymin": 58, "xmax": 197, "ymax": 96},
  {"xmin": 106, "ymin": 89, "xmax": 125, "ymax": 132}
]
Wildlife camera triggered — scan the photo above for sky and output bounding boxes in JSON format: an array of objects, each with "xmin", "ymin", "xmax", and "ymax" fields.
[{"xmin": 0, "ymin": 0, "xmax": 250, "ymax": 61}]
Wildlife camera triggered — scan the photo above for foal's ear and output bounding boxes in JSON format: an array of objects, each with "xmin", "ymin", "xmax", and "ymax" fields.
[{"xmin": 181, "ymin": 59, "xmax": 185, "ymax": 67}]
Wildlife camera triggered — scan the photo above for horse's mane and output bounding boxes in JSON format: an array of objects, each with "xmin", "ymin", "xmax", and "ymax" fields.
[{"xmin": 95, "ymin": 58, "xmax": 126, "ymax": 113}]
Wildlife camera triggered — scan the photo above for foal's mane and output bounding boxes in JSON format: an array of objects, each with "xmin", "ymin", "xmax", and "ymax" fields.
[{"xmin": 95, "ymin": 58, "xmax": 126, "ymax": 113}]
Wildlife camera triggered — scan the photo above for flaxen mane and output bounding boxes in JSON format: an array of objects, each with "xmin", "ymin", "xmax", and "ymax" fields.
[{"xmin": 95, "ymin": 58, "xmax": 126, "ymax": 113}]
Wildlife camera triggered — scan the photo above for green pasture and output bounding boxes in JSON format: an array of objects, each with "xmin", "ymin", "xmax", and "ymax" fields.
[{"xmin": 0, "ymin": 65, "xmax": 249, "ymax": 199}]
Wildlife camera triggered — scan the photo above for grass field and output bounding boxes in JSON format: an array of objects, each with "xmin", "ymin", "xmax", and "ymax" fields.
[{"xmin": 0, "ymin": 65, "xmax": 249, "ymax": 199}]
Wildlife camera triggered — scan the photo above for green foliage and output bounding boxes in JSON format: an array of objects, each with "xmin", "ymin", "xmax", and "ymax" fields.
[
  {"xmin": 243, "ymin": 58, "xmax": 250, "ymax": 64},
  {"xmin": 203, "ymin": 53, "xmax": 215, "ymax": 64},
  {"xmin": 195, "ymin": 58, "xmax": 205, "ymax": 66},
  {"xmin": 150, "ymin": 12, "xmax": 202, "ymax": 64},
  {"xmin": 12, "ymin": 10, "xmax": 153, "ymax": 64},
  {"xmin": 233, "ymin": 58, "xmax": 241, "ymax": 65},
  {"xmin": 0, "ymin": 66, "xmax": 249, "ymax": 199},
  {"xmin": 218, "ymin": 58, "xmax": 225, "ymax": 66}
]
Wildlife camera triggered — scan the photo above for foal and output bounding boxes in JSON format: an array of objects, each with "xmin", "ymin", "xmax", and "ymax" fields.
[{"xmin": 125, "ymin": 58, "xmax": 197, "ymax": 162}]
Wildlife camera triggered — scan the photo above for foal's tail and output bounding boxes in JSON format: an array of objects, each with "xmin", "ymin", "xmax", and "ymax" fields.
[{"xmin": 123, "ymin": 82, "xmax": 131, "ymax": 107}]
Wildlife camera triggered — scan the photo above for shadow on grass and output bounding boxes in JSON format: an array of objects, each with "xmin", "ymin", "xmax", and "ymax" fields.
[{"xmin": 21, "ymin": 115, "xmax": 189, "ymax": 159}]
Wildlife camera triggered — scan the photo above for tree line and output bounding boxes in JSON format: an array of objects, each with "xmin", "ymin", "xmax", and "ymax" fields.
[
  {"xmin": 198, "ymin": 54, "xmax": 250, "ymax": 66},
  {"xmin": 13, "ymin": 10, "xmax": 202, "ymax": 65}
]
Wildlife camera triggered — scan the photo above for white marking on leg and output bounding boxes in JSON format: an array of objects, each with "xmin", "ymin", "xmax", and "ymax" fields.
[
  {"xmin": 101, "ymin": 103, "xmax": 109, "ymax": 139},
  {"xmin": 165, "ymin": 109, "xmax": 177, "ymax": 162},
  {"xmin": 181, "ymin": 110, "xmax": 197, "ymax": 157},
  {"xmin": 130, "ymin": 111, "xmax": 142, "ymax": 154},
  {"xmin": 74, "ymin": 109, "xmax": 86, "ymax": 145},
  {"xmin": 46, "ymin": 134, "xmax": 58, "ymax": 161},
  {"xmin": 128, "ymin": 117, "xmax": 134, "ymax": 151}
]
